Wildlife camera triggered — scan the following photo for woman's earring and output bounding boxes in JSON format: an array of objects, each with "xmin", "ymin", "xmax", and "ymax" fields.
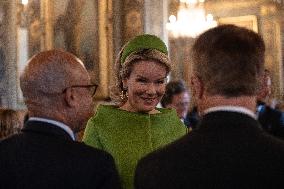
[
  {"xmin": 120, "ymin": 89, "xmax": 128, "ymax": 100},
  {"xmin": 120, "ymin": 90, "xmax": 125, "ymax": 100}
]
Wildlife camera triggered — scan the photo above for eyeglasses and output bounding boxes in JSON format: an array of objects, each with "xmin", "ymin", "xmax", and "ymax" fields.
[{"xmin": 62, "ymin": 84, "xmax": 98, "ymax": 97}]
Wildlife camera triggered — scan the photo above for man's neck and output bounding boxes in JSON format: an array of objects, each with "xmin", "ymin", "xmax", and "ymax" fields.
[
  {"xmin": 200, "ymin": 95, "xmax": 256, "ymax": 115},
  {"xmin": 28, "ymin": 117, "xmax": 76, "ymax": 141},
  {"xmin": 29, "ymin": 111, "xmax": 73, "ymax": 131}
]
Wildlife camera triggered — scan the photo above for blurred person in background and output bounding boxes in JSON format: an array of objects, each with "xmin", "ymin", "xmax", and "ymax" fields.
[
  {"xmin": 186, "ymin": 105, "xmax": 200, "ymax": 130},
  {"xmin": 160, "ymin": 80, "xmax": 192, "ymax": 130},
  {"xmin": 0, "ymin": 108, "xmax": 21, "ymax": 140},
  {"xmin": 257, "ymin": 69, "xmax": 284, "ymax": 140}
]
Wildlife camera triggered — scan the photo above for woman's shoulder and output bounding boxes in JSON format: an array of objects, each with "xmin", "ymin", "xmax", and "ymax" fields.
[
  {"xmin": 155, "ymin": 107, "xmax": 177, "ymax": 116},
  {"xmin": 90, "ymin": 104, "xmax": 140, "ymax": 122},
  {"xmin": 96, "ymin": 104, "xmax": 118, "ymax": 112},
  {"xmin": 86, "ymin": 105, "xmax": 121, "ymax": 131},
  {"xmin": 90, "ymin": 104, "xmax": 119, "ymax": 119},
  {"xmin": 153, "ymin": 108, "xmax": 187, "ymax": 134},
  {"xmin": 90, "ymin": 105, "xmax": 178, "ymax": 121}
]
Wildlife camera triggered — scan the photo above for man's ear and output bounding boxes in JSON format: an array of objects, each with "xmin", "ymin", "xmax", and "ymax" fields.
[
  {"xmin": 64, "ymin": 88, "xmax": 77, "ymax": 107},
  {"xmin": 190, "ymin": 75, "xmax": 204, "ymax": 100}
]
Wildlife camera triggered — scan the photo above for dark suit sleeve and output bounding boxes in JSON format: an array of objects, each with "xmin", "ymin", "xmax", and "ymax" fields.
[
  {"xmin": 274, "ymin": 112, "xmax": 284, "ymax": 139},
  {"xmin": 278, "ymin": 112, "xmax": 284, "ymax": 129},
  {"xmin": 134, "ymin": 160, "xmax": 146, "ymax": 189},
  {"xmin": 134, "ymin": 157, "xmax": 157, "ymax": 189},
  {"xmin": 91, "ymin": 153, "xmax": 122, "ymax": 189}
]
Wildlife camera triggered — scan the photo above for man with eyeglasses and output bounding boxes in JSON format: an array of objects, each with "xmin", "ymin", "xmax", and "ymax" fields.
[{"xmin": 0, "ymin": 50, "xmax": 121, "ymax": 189}]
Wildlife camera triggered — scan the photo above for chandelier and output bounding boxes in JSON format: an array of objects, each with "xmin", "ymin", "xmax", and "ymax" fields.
[
  {"xmin": 167, "ymin": 0, "xmax": 217, "ymax": 38},
  {"xmin": 21, "ymin": 0, "xmax": 29, "ymax": 5}
]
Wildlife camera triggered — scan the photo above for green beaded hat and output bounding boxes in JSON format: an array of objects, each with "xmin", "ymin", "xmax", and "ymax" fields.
[{"xmin": 120, "ymin": 34, "xmax": 168, "ymax": 64}]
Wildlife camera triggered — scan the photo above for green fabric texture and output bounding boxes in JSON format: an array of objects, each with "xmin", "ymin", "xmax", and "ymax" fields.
[
  {"xmin": 83, "ymin": 105, "xmax": 186, "ymax": 189},
  {"xmin": 120, "ymin": 34, "xmax": 168, "ymax": 64}
]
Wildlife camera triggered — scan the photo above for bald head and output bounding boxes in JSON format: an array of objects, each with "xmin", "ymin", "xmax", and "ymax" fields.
[
  {"xmin": 20, "ymin": 50, "xmax": 94, "ymax": 132},
  {"xmin": 20, "ymin": 50, "xmax": 89, "ymax": 100}
]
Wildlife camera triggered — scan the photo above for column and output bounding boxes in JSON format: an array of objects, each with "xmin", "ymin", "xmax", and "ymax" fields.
[{"xmin": 144, "ymin": 0, "xmax": 168, "ymax": 44}]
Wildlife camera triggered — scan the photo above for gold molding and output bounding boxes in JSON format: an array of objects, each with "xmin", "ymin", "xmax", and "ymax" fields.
[
  {"xmin": 41, "ymin": 0, "xmax": 53, "ymax": 50},
  {"xmin": 218, "ymin": 15, "xmax": 258, "ymax": 33},
  {"xmin": 96, "ymin": 0, "xmax": 112, "ymax": 99}
]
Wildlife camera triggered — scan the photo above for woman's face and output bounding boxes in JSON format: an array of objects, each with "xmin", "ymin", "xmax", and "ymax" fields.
[{"xmin": 122, "ymin": 60, "xmax": 167, "ymax": 113}]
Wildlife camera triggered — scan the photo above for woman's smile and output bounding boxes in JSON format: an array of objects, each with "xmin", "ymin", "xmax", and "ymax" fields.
[{"xmin": 121, "ymin": 60, "xmax": 168, "ymax": 113}]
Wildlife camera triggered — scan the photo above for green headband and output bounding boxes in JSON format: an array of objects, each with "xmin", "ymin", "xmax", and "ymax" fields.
[{"xmin": 120, "ymin": 34, "xmax": 168, "ymax": 64}]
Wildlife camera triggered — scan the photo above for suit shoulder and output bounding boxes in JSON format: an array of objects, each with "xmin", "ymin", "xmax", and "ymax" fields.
[{"xmin": 72, "ymin": 141, "xmax": 114, "ymax": 160}]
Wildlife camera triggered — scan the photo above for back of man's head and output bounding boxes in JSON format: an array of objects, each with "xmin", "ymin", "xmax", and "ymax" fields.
[
  {"xmin": 21, "ymin": 50, "xmax": 85, "ymax": 99},
  {"xmin": 192, "ymin": 24, "xmax": 265, "ymax": 97}
]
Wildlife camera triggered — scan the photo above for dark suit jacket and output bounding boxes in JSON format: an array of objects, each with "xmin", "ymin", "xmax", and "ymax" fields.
[
  {"xmin": 257, "ymin": 102, "xmax": 284, "ymax": 140},
  {"xmin": 0, "ymin": 120, "xmax": 121, "ymax": 189},
  {"xmin": 135, "ymin": 111, "xmax": 284, "ymax": 189}
]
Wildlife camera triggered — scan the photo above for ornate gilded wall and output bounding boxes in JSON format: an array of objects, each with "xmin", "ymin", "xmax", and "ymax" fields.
[{"xmin": 169, "ymin": 0, "xmax": 284, "ymax": 100}]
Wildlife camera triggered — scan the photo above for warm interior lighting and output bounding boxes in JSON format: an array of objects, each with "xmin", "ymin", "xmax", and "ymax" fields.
[
  {"xmin": 167, "ymin": 0, "xmax": 217, "ymax": 38},
  {"xmin": 21, "ymin": 0, "xmax": 29, "ymax": 5}
]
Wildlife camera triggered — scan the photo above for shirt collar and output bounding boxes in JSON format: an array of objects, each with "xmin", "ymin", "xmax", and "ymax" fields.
[
  {"xmin": 203, "ymin": 106, "xmax": 257, "ymax": 120},
  {"xmin": 28, "ymin": 117, "xmax": 75, "ymax": 141}
]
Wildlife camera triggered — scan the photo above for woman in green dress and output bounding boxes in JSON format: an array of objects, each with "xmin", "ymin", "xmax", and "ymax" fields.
[{"xmin": 83, "ymin": 34, "xmax": 186, "ymax": 189}]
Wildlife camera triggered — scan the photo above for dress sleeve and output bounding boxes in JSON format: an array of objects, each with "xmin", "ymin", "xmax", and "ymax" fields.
[{"xmin": 82, "ymin": 117, "xmax": 104, "ymax": 149}]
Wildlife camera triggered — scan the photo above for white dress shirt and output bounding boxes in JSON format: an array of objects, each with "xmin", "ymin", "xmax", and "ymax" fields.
[
  {"xmin": 203, "ymin": 106, "xmax": 257, "ymax": 120},
  {"xmin": 28, "ymin": 117, "xmax": 75, "ymax": 141}
]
